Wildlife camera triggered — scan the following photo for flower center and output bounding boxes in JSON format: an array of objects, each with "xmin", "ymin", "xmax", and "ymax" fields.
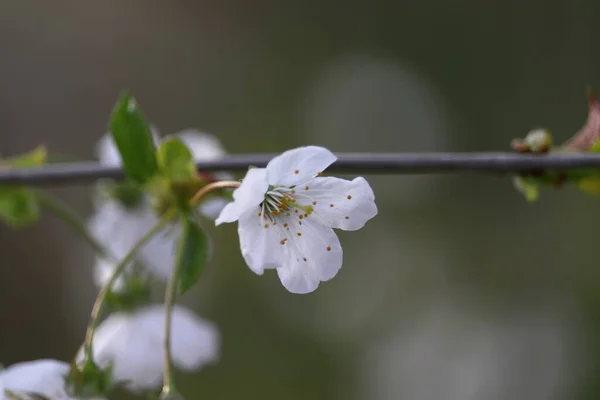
[{"xmin": 259, "ymin": 185, "xmax": 313, "ymax": 222}]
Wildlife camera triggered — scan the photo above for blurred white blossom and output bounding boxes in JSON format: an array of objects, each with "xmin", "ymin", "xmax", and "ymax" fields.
[
  {"xmin": 77, "ymin": 304, "xmax": 219, "ymax": 392},
  {"xmin": 89, "ymin": 129, "xmax": 229, "ymax": 286},
  {"xmin": 301, "ymin": 55, "xmax": 450, "ymax": 206},
  {"xmin": 216, "ymin": 146, "xmax": 377, "ymax": 293},
  {"xmin": 0, "ymin": 359, "xmax": 104, "ymax": 400}
]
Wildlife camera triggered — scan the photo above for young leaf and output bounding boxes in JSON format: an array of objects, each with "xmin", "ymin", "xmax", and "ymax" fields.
[
  {"xmin": 1, "ymin": 146, "xmax": 47, "ymax": 167},
  {"xmin": 65, "ymin": 358, "xmax": 113, "ymax": 398},
  {"xmin": 176, "ymin": 216, "xmax": 210, "ymax": 294},
  {"xmin": 157, "ymin": 138, "xmax": 196, "ymax": 182},
  {"xmin": 109, "ymin": 92, "xmax": 158, "ymax": 184},
  {"xmin": 513, "ymin": 176, "xmax": 539, "ymax": 202},
  {"xmin": 0, "ymin": 187, "xmax": 39, "ymax": 227}
]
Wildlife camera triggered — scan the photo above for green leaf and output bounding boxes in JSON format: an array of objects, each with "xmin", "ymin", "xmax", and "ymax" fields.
[
  {"xmin": 157, "ymin": 138, "xmax": 196, "ymax": 182},
  {"xmin": 109, "ymin": 92, "xmax": 158, "ymax": 184},
  {"xmin": 65, "ymin": 358, "xmax": 113, "ymax": 398},
  {"xmin": 513, "ymin": 176, "xmax": 539, "ymax": 202},
  {"xmin": 105, "ymin": 274, "xmax": 152, "ymax": 312},
  {"xmin": 0, "ymin": 187, "xmax": 39, "ymax": 227},
  {"xmin": 176, "ymin": 216, "xmax": 210, "ymax": 294},
  {"xmin": 1, "ymin": 146, "xmax": 47, "ymax": 167},
  {"xmin": 107, "ymin": 181, "xmax": 145, "ymax": 209},
  {"xmin": 590, "ymin": 138, "xmax": 600, "ymax": 153}
]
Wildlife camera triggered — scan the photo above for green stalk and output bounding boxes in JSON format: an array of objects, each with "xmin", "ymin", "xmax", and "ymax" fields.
[
  {"xmin": 34, "ymin": 190, "xmax": 110, "ymax": 259},
  {"xmin": 83, "ymin": 209, "xmax": 176, "ymax": 361},
  {"xmin": 161, "ymin": 237, "xmax": 181, "ymax": 396}
]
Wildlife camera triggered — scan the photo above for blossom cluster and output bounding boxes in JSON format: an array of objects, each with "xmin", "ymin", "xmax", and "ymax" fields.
[{"xmin": 0, "ymin": 94, "xmax": 377, "ymax": 399}]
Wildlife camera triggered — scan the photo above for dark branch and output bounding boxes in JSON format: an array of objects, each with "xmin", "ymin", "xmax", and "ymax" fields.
[{"xmin": 3, "ymin": 152, "xmax": 600, "ymax": 186}]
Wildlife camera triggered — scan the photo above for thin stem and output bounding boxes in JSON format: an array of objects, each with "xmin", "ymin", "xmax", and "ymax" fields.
[
  {"xmin": 161, "ymin": 253, "xmax": 179, "ymax": 394},
  {"xmin": 82, "ymin": 209, "xmax": 176, "ymax": 361},
  {"xmin": 189, "ymin": 181, "xmax": 240, "ymax": 205},
  {"xmin": 34, "ymin": 190, "xmax": 111, "ymax": 259}
]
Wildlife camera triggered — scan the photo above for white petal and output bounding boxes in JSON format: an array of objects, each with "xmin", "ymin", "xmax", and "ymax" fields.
[
  {"xmin": 77, "ymin": 305, "xmax": 219, "ymax": 392},
  {"xmin": 1, "ymin": 359, "xmax": 105, "ymax": 400},
  {"xmin": 237, "ymin": 210, "xmax": 343, "ymax": 293},
  {"xmin": 275, "ymin": 219, "xmax": 343, "ymax": 294},
  {"xmin": 215, "ymin": 168, "xmax": 268, "ymax": 225},
  {"xmin": 96, "ymin": 133, "xmax": 123, "ymax": 167},
  {"xmin": 215, "ymin": 202, "xmax": 243, "ymax": 226},
  {"xmin": 138, "ymin": 223, "xmax": 180, "ymax": 281},
  {"xmin": 199, "ymin": 197, "xmax": 229, "ymax": 220},
  {"xmin": 92, "ymin": 257, "xmax": 126, "ymax": 292},
  {"xmin": 237, "ymin": 211, "xmax": 285, "ymax": 275},
  {"xmin": 266, "ymin": 146, "xmax": 337, "ymax": 187},
  {"xmin": 87, "ymin": 200, "xmax": 151, "ymax": 259},
  {"xmin": 294, "ymin": 176, "xmax": 377, "ymax": 231},
  {"xmin": 88, "ymin": 199, "xmax": 178, "ymax": 282},
  {"xmin": 173, "ymin": 130, "xmax": 226, "ymax": 160}
]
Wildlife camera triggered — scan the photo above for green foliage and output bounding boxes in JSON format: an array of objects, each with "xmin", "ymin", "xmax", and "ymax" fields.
[
  {"xmin": 105, "ymin": 274, "xmax": 152, "ymax": 312},
  {"xmin": 1, "ymin": 146, "xmax": 47, "ymax": 167},
  {"xmin": 512, "ymin": 176, "xmax": 539, "ymax": 202},
  {"xmin": 157, "ymin": 138, "xmax": 197, "ymax": 182},
  {"xmin": 0, "ymin": 187, "xmax": 39, "ymax": 227},
  {"xmin": 107, "ymin": 181, "xmax": 145, "ymax": 209},
  {"xmin": 176, "ymin": 216, "xmax": 210, "ymax": 294},
  {"xmin": 590, "ymin": 138, "xmax": 600, "ymax": 153},
  {"xmin": 65, "ymin": 358, "xmax": 114, "ymax": 398},
  {"xmin": 109, "ymin": 92, "xmax": 158, "ymax": 184},
  {"xmin": 0, "ymin": 147, "xmax": 47, "ymax": 227}
]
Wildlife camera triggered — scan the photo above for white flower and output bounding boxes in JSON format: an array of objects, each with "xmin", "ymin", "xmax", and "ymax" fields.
[
  {"xmin": 216, "ymin": 146, "xmax": 378, "ymax": 293},
  {"xmin": 0, "ymin": 359, "xmax": 104, "ymax": 400},
  {"xmin": 89, "ymin": 129, "xmax": 229, "ymax": 285},
  {"xmin": 88, "ymin": 197, "xmax": 179, "ymax": 283},
  {"xmin": 77, "ymin": 305, "xmax": 219, "ymax": 392}
]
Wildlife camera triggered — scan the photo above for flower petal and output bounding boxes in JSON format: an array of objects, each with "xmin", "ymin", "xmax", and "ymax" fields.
[
  {"xmin": 237, "ymin": 211, "xmax": 285, "ymax": 275},
  {"xmin": 0, "ymin": 359, "xmax": 104, "ymax": 400},
  {"xmin": 199, "ymin": 197, "xmax": 229, "ymax": 219},
  {"xmin": 93, "ymin": 257, "xmax": 127, "ymax": 291},
  {"xmin": 88, "ymin": 199, "xmax": 178, "ymax": 282},
  {"xmin": 88, "ymin": 199, "xmax": 152, "ymax": 259},
  {"xmin": 237, "ymin": 210, "xmax": 343, "ymax": 292},
  {"xmin": 294, "ymin": 176, "xmax": 377, "ymax": 231},
  {"xmin": 275, "ymin": 218, "xmax": 343, "ymax": 293},
  {"xmin": 215, "ymin": 168, "xmax": 268, "ymax": 225},
  {"xmin": 96, "ymin": 133, "xmax": 124, "ymax": 167},
  {"xmin": 266, "ymin": 146, "xmax": 337, "ymax": 187},
  {"xmin": 138, "ymin": 223, "xmax": 180, "ymax": 281},
  {"xmin": 76, "ymin": 305, "xmax": 219, "ymax": 392},
  {"xmin": 173, "ymin": 130, "xmax": 226, "ymax": 160}
]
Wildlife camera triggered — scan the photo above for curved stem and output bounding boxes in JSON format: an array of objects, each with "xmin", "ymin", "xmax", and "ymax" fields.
[
  {"xmin": 161, "ymin": 253, "xmax": 179, "ymax": 394},
  {"xmin": 34, "ymin": 190, "xmax": 111, "ymax": 259},
  {"xmin": 189, "ymin": 181, "xmax": 240, "ymax": 205},
  {"xmin": 83, "ymin": 209, "xmax": 176, "ymax": 361}
]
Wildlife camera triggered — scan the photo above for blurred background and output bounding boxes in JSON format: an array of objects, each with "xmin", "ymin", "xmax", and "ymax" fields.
[{"xmin": 1, "ymin": 1, "xmax": 599, "ymax": 399}]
